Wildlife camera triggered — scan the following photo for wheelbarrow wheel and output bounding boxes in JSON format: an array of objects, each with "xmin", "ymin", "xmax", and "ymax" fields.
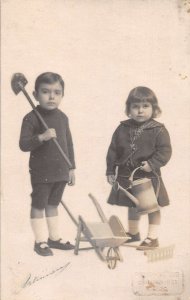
[{"xmin": 106, "ymin": 247, "xmax": 119, "ymax": 269}]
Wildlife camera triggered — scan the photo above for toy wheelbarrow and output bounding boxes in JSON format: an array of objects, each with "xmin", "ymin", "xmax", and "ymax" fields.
[{"xmin": 74, "ymin": 194, "xmax": 129, "ymax": 269}]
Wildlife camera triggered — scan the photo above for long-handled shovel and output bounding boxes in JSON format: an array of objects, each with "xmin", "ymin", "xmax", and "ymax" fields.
[{"xmin": 11, "ymin": 73, "xmax": 73, "ymax": 169}]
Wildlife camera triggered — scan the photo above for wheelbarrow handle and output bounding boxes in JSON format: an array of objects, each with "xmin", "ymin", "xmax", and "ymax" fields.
[
  {"xmin": 88, "ymin": 193, "xmax": 108, "ymax": 223},
  {"xmin": 60, "ymin": 200, "xmax": 78, "ymax": 227},
  {"xmin": 18, "ymin": 82, "xmax": 73, "ymax": 169}
]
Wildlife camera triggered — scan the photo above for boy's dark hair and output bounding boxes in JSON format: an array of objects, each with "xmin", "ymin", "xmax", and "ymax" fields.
[
  {"xmin": 35, "ymin": 72, "xmax": 64, "ymax": 95},
  {"xmin": 125, "ymin": 86, "xmax": 161, "ymax": 118}
]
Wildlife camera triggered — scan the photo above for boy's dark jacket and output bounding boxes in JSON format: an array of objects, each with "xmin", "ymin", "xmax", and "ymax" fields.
[
  {"xmin": 106, "ymin": 119, "xmax": 172, "ymax": 207},
  {"xmin": 19, "ymin": 106, "xmax": 75, "ymax": 183}
]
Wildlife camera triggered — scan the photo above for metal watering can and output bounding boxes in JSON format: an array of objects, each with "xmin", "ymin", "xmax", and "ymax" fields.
[{"xmin": 113, "ymin": 167, "xmax": 160, "ymax": 214}]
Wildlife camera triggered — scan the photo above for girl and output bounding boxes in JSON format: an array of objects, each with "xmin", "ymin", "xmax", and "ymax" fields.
[{"xmin": 106, "ymin": 86, "xmax": 172, "ymax": 249}]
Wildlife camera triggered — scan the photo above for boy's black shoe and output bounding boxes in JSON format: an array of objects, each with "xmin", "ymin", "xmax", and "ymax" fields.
[
  {"xmin": 136, "ymin": 237, "xmax": 159, "ymax": 250},
  {"xmin": 48, "ymin": 238, "xmax": 75, "ymax": 250},
  {"xmin": 34, "ymin": 242, "xmax": 53, "ymax": 256},
  {"xmin": 125, "ymin": 232, "xmax": 141, "ymax": 243}
]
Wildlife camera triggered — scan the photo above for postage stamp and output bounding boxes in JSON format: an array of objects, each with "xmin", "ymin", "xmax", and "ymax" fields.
[{"xmin": 132, "ymin": 270, "xmax": 184, "ymax": 296}]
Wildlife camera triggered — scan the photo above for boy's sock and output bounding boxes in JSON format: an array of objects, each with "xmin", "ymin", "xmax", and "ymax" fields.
[
  {"xmin": 30, "ymin": 218, "xmax": 48, "ymax": 243},
  {"xmin": 46, "ymin": 216, "xmax": 61, "ymax": 241}
]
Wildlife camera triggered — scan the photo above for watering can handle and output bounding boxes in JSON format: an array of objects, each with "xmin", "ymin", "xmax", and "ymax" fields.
[
  {"xmin": 129, "ymin": 166, "xmax": 160, "ymax": 198},
  {"xmin": 128, "ymin": 167, "xmax": 141, "ymax": 182}
]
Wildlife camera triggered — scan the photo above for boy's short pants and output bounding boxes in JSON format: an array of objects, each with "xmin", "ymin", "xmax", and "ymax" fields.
[{"xmin": 31, "ymin": 181, "xmax": 67, "ymax": 209}]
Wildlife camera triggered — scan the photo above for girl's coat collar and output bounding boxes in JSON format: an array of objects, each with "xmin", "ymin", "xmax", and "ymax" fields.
[{"xmin": 120, "ymin": 118, "xmax": 163, "ymax": 129}]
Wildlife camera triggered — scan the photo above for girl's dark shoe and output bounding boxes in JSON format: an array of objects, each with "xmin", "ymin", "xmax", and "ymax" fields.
[
  {"xmin": 136, "ymin": 237, "xmax": 159, "ymax": 250},
  {"xmin": 125, "ymin": 232, "xmax": 141, "ymax": 243},
  {"xmin": 48, "ymin": 238, "xmax": 75, "ymax": 250},
  {"xmin": 34, "ymin": 242, "xmax": 53, "ymax": 256}
]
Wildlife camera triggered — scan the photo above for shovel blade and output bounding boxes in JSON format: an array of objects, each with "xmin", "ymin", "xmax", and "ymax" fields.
[{"xmin": 11, "ymin": 73, "xmax": 28, "ymax": 95}]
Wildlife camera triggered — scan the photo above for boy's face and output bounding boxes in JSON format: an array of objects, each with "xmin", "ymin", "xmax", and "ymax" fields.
[
  {"xmin": 129, "ymin": 101, "xmax": 153, "ymax": 123},
  {"xmin": 34, "ymin": 81, "xmax": 63, "ymax": 110}
]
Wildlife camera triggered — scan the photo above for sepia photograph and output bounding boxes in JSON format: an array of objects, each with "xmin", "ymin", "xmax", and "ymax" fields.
[{"xmin": 1, "ymin": 0, "xmax": 190, "ymax": 299}]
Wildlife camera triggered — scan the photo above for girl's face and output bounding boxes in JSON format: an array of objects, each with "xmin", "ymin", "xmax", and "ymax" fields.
[
  {"xmin": 33, "ymin": 81, "xmax": 63, "ymax": 110},
  {"xmin": 129, "ymin": 101, "xmax": 153, "ymax": 123}
]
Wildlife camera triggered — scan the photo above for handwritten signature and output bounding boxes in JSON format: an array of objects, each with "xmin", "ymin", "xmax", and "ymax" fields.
[{"xmin": 22, "ymin": 262, "xmax": 71, "ymax": 288}]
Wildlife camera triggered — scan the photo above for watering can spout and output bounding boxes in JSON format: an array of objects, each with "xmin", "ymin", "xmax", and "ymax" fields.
[{"xmin": 113, "ymin": 181, "xmax": 139, "ymax": 206}]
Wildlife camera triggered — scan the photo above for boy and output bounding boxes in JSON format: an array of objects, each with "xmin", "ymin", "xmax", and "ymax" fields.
[{"xmin": 20, "ymin": 72, "xmax": 76, "ymax": 256}]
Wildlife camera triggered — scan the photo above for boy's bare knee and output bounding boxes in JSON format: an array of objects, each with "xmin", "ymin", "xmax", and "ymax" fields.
[
  {"xmin": 30, "ymin": 207, "xmax": 44, "ymax": 218},
  {"xmin": 45, "ymin": 204, "xmax": 58, "ymax": 217}
]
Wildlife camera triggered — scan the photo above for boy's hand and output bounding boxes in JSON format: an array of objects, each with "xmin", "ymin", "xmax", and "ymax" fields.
[
  {"xmin": 68, "ymin": 169, "xmax": 75, "ymax": 186},
  {"xmin": 38, "ymin": 129, "xmax": 57, "ymax": 142},
  {"xmin": 107, "ymin": 174, "xmax": 116, "ymax": 185},
  {"xmin": 140, "ymin": 161, "xmax": 152, "ymax": 172}
]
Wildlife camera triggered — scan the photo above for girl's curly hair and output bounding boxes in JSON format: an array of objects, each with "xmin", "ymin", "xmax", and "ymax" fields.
[{"xmin": 125, "ymin": 86, "xmax": 161, "ymax": 118}]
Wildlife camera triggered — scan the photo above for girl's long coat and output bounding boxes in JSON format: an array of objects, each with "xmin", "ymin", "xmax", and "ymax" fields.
[{"xmin": 106, "ymin": 119, "xmax": 172, "ymax": 207}]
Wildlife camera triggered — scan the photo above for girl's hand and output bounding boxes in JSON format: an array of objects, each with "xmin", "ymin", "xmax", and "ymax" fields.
[
  {"xmin": 140, "ymin": 161, "xmax": 152, "ymax": 172},
  {"xmin": 38, "ymin": 129, "xmax": 56, "ymax": 142},
  {"xmin": 107, "ymin": 175, "xmax": 116, "ymax": 185},
  {"xmin": 68, "ymin": 169, "xmax": 75, "ymax": 186}
]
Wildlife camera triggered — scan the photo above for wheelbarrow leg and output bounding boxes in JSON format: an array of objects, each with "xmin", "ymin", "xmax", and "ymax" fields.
[
  {"xmin": 77, "ymin": 216, "xmax": 106, "ymax": 262},
  {"xmin": 114, "ymin": 247, "xmax": 123, "ymax": 262},
  {"xmin": 74, "ymin": 219, "xmax": 82, "ymax": 255}
]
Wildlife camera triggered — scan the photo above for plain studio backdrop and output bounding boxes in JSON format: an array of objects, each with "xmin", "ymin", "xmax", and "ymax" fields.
[{"xmin": 1, "ymin": 1, "xmax": 190, "ymax": 300}]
